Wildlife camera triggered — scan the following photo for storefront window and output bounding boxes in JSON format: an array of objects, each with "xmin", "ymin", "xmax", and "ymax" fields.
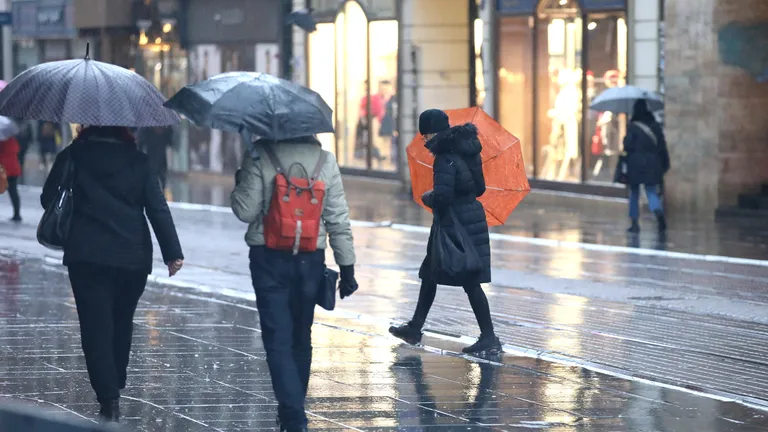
[
  {"xmin": 498, "ymin": 16, "xmax": 534, "ymax": 177},
  {"xmin": 585, "ymin": 13, "xmax": 627, "ymax": 183},
  {"xmin": 307, "ymin": 0, "xmax": 399, "ymax": 175},
  {"xmin": 368, "ymin": 20, "xmax": 398, "ymax": 172},
  {"xmin": 536, "ymin": 0, "xmax": 582, "ymax": 182}
]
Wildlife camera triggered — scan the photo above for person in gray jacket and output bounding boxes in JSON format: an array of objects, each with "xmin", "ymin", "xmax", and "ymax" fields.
[{"xmin": 231, "ymin": 135, "xmax": 358, "ymax": 432}]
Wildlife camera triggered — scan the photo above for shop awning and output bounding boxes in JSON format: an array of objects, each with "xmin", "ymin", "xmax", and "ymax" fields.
[{"xmin": 497, "ymin": 0, "xmax": 626, "ymax": 15}]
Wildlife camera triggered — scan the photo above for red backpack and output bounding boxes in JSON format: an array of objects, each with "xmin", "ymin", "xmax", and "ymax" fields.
[{"xmin": 262, "ymin": 144, "xmax": 327, "ymax": 255}]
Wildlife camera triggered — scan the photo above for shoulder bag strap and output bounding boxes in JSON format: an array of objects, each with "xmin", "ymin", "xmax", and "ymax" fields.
[{"xmin": 633, "ymin": 122, "xmax": 658, "ymax": 146}]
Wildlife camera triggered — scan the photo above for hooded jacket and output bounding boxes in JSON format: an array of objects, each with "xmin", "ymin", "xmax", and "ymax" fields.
[
  {"xmin": 419, "ymin": 123, "xmax": 491, "ymax": 286},
  {"xmin": 41, "ymin": 128, "xmax": 183, "ymax": 274},
  {"xmin": 230, "ymin": 137, "xmax": 356, "ymax": 267}
]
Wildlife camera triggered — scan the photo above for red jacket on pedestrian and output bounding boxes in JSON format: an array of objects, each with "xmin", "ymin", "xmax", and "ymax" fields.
[{"xmin": 0, "ymin": 137, "xmax": 21, "ymax": 177}]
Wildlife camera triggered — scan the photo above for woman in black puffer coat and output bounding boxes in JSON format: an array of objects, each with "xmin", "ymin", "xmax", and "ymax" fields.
[{"xmin": 390, "ymin": 109, "xmax": 500, "ymax": 355}]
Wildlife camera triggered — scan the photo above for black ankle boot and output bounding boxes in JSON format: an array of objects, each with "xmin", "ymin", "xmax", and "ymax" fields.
[
  {"xmin": 627, "ymin": 219, "xmax": 640, "ymax": 234},
  {"xmin": 654, "ymin": 210, "xmax": 667, "ymax": 232},
  {"xmin": 99, "ymin": 399, "xmax": 119, "ymax": 423},
  {"xmin": 388, "ymin": 322, "xmax": 423, "ymax": 345},
  {"xmin": 463, "ymin": 334, "xmax": 502, "ymax": 355}
]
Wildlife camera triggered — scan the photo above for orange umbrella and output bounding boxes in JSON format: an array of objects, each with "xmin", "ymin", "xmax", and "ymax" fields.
[{"xmin": 406, "ymin": 107, "xmax": 530, "ymax": 226}]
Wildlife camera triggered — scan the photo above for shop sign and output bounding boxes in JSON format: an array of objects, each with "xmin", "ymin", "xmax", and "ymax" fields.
[
  {"xmin": 312, "ymin": 0, "xmax": 396, "ymax": 21},
  {"xmin": 497, "ymin": 0, "xmax": 536, "ymax": 16},
  {"xmin": 213, "ymin": 8, "xmax": 246, "ymax": 26},
  {"xmin": 579, "ymin": 0, "xmax": 626, "ymax": 11},
  {"xmin": 0, "ymin": 12, "xmax": 12, "ymax": 26},
  {"xmin": 36, "ymin": 7, "xmax": 64, "ymax": 26}
]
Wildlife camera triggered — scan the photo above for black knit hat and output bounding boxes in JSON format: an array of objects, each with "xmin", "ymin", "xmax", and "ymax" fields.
[{"xmin": 418, "ymin": 109, "xmax": 450, "ymax": 135}]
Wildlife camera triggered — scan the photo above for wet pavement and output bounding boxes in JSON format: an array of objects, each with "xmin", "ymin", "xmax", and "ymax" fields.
[
  {"xmin": 13, "ymin": 160, "xmax": 768, "ymax": 261},
  {"xmin": 1, "ymin": 256, "xmax": 768, "ymax": 431}
]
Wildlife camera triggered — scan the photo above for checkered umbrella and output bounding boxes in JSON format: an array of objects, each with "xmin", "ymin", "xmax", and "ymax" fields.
[{"xmin": 0, "ymin": 46, "xmax": 179, "ymax": 127}]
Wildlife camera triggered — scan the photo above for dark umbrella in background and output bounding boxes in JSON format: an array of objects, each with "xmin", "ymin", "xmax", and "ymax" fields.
[
  {"xmin": 286, "ymin": 8, "xmax": 317, "ymax": 33},
  {"xmin": 0, "ymin": 44, "xmax": 180, "ymax": 127},
  {"xmin": 165, "ymin": 72, "xmax": 333, "ymax": 158}
]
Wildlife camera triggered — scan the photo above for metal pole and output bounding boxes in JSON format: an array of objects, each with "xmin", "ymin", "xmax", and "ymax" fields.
[
  {"xmin": 1, "ymin": 0, "xmax": 12, "ymax": 80},
  {"xmin": 281, "ymin": 0, "xmax": 293, "ymax": 80}
]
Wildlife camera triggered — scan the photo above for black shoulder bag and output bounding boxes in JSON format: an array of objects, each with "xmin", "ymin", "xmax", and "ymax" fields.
[{"xmin": 37, "ymin": 155, "xmax": 76, "ymax": 250}]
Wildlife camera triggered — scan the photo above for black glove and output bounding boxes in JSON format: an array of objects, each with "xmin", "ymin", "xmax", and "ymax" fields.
[
  {"xmin": 421, "ymin": 190, "xmax": 434, "ymax": 208},
  {"xmin": 339, "ymin": 265, "xmax": 359, "ymax": 299}
]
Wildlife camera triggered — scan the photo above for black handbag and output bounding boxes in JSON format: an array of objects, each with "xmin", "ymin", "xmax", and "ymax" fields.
[
  {"xmin": 613, "ymin": 153, "xmax": 628, "ymax": 185},
  {"xmin": 430, "ymin": 208, "xmax": 482, "ymax": 280},
  {"xmin": 37, "ymin": 156, "xmax": 75, "ymax": 251},
  {"xmin": 317, "ymin": 267, "xmax": 339, "ymax": 311}
]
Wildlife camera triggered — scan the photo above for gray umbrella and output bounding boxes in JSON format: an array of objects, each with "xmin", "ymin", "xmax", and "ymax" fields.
[
  {"xmin": 0, "ymin": 46, "xmax": 179, "ymax": 127},
  {"xmin": 164, "ymin": 72, "xmax": 334, "ymax": 141}
]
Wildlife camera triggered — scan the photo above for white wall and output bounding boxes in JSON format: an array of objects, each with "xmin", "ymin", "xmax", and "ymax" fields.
[{"xmin": 629, "ymin": 0, "xmax": 661, "ymax": 91}]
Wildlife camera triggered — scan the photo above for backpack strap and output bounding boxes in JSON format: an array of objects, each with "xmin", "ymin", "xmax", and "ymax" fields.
[
  {"xmin": 310, "ymin": 150, "xmax": 327, "ymax": 183},
  {"xmin": 262, "ymin": 143, "xmax": 288, "ymax": 178}
]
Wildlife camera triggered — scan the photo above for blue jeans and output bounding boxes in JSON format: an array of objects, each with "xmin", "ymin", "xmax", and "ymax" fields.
[
  {"xmin": 629, "ymin": 184, "xmax": 663, "ymax": 220},
  {"xmin": 249, "ymin": 247, "xmax": 324, "ymax": 430}
]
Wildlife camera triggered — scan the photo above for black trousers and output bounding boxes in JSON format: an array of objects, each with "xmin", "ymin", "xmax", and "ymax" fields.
[
  {"xmin": 68, "ymin": 263, "xmax": 147, "ymax": 402},
  {"xmin": 411, "ymin": 278, "xmax": 495, "ymax": 336},
  {"xmin": 249, "ymin": 246, "xmax": 323, "ymax": 431},
  {"xmin": 6, "ymin": 176, "xmax": 19, "ymax": 218}
]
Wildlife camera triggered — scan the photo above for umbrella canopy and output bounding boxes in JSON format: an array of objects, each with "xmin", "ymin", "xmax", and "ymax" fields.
[
  {"xmin": 0, "ymin": 48, "xmax": 179, "ymax": 127},
  {"xmin": 287, "ymin": 8, "xmax": 318, "ymax": 32},
  {"xmin": 0, "ymin": 116, "xmax": 19, "ymax": 141},
  {"xmin": 589, "ymin": 85, "xmax": 664, "ymax": 114},
  {"xmin": 407, "ymin": 107, "xmax": 530, "ymax": 226},
  {"xmin": 165, "ymin": 72, "xmax": 334, "ymax": 141}
]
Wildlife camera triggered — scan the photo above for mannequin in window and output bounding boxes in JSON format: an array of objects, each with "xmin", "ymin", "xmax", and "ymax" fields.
[{"xmin": 548, "ymin": 69, "xmax": 581, "ymax": 180}]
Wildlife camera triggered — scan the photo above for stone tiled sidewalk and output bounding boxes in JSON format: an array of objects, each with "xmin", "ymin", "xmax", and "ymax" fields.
[{"xmin": 1, "ymin": 256, "xmax": 767, "ymax": 431}]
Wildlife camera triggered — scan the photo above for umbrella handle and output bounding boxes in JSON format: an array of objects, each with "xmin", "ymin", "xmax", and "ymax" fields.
[{"xmin": 85, "ymin": 43, "xmax": 90, "ymax": 60}]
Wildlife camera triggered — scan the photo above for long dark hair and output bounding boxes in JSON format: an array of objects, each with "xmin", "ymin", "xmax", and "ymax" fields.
[
  {"xmin": 630, "ymin": 99, "xmax": 656, "ymax": 125},
  {"xmin": 76, "ymin": 126, "xmax": 136, "ymax": 144}
]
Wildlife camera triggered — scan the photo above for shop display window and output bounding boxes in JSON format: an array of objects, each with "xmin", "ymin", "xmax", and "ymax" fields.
[{"xmin": 307, "ymin": 0, "xmax": 399, "ymax": 174}]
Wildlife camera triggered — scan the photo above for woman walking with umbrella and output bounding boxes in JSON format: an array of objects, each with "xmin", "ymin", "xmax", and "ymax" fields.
[
  {"xmin": 389, "ymin": 109, "xmax": 501, "ymax": 355},
  {"xmin": 0, "ymin": 46, "xmax": 185, "ymax": 422},
  {"xmin": 622, "ymin": 99, "xmax": 670, "ymax": 233}
]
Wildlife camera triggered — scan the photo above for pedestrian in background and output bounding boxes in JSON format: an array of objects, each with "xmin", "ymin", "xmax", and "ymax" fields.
[
  {"xmin": 389, "ymin": 109, "xmax": 501, "ymax": 355},
  {"xmin": 15, "ymin": 120, "xmax": 33, "ymax": 179},
  {"xmin": 138, "ymin": 126, "xmax": 174, "ymax": 189},
  {"xmin": 0, "ymin": 135, "xmax": 22, "ymax": 221},
  {"xmin": 623, "ymin": 99, "xmax": 669, "ymax": 233},
  {"xmin": 231, "ymin": 135, "xmax": 358, "ymax": 432},
  {"xmin": 38, "ymin": 121, "xmax": 60, "ymax": 174},
  {"xmin": 41, "ymin": 126, "xmax": 184, "ymax": 423}
]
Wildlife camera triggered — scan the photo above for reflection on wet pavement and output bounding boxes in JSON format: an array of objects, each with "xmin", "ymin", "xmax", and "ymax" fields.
[
  {"xmin": 157, "ymin": 174, "xmax": 768, "ymax": 261},
  {"xmin": 1, "ymin": 256, "xmax": 767, "ymax": 431}
]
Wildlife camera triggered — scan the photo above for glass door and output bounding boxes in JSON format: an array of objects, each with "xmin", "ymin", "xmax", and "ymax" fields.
[
  {"xmin": 536, "ymin": 0, "xmax": 583, "ymax": 182},
  {"xmin": 335, "ymin": 1, "xmax": 369, "ymax": 169}
]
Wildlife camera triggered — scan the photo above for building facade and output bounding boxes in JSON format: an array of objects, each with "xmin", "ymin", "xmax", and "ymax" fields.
[
  {"xmin": 664, "ymin": 0, "xmax": 768, "ymax": 215},
  {"xmin": 12, "ymin": 0, "xmax": 90, "ymax": 74},
  {"xmin": 294, "ymin": 0, "xmax": 664, "ymax": 195}
]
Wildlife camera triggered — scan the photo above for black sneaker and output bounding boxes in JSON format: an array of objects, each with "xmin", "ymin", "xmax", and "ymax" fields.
[
  {"xmin": 10, "ymin": 215, "xmax": 21, "ymax": 223},
  {"xmin": 389, "ymin": 323, "xmax": 423, "ymax": 345},
  {"xmin": 462, "ymin": 335, "xmax": 502, "ymax": 355},
  {"xmin": 627, "ymin": 219, "xmax": 640, "ymax": 234}
]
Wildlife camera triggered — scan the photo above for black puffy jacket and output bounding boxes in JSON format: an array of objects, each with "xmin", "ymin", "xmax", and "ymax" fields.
[
  {"xmin": 41, "ymin": 128, "xmax": 183, "ymax": 274},
  {"xmin": 419, "ymin": 123, "xmax": 491, "ymax": 286}
]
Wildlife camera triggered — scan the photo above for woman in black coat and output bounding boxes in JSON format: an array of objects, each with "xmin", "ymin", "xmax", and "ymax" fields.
[
  {"xmin": 41, "ymin": 126, "xmax": 184, "ymax": 423},
  {"xmin": 390, "ymin": 109, "xmax": 500, "ymax": 355},
  {"xmin": 623, "ymin": 99, "xmax": 670, "ymax": 233}
]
